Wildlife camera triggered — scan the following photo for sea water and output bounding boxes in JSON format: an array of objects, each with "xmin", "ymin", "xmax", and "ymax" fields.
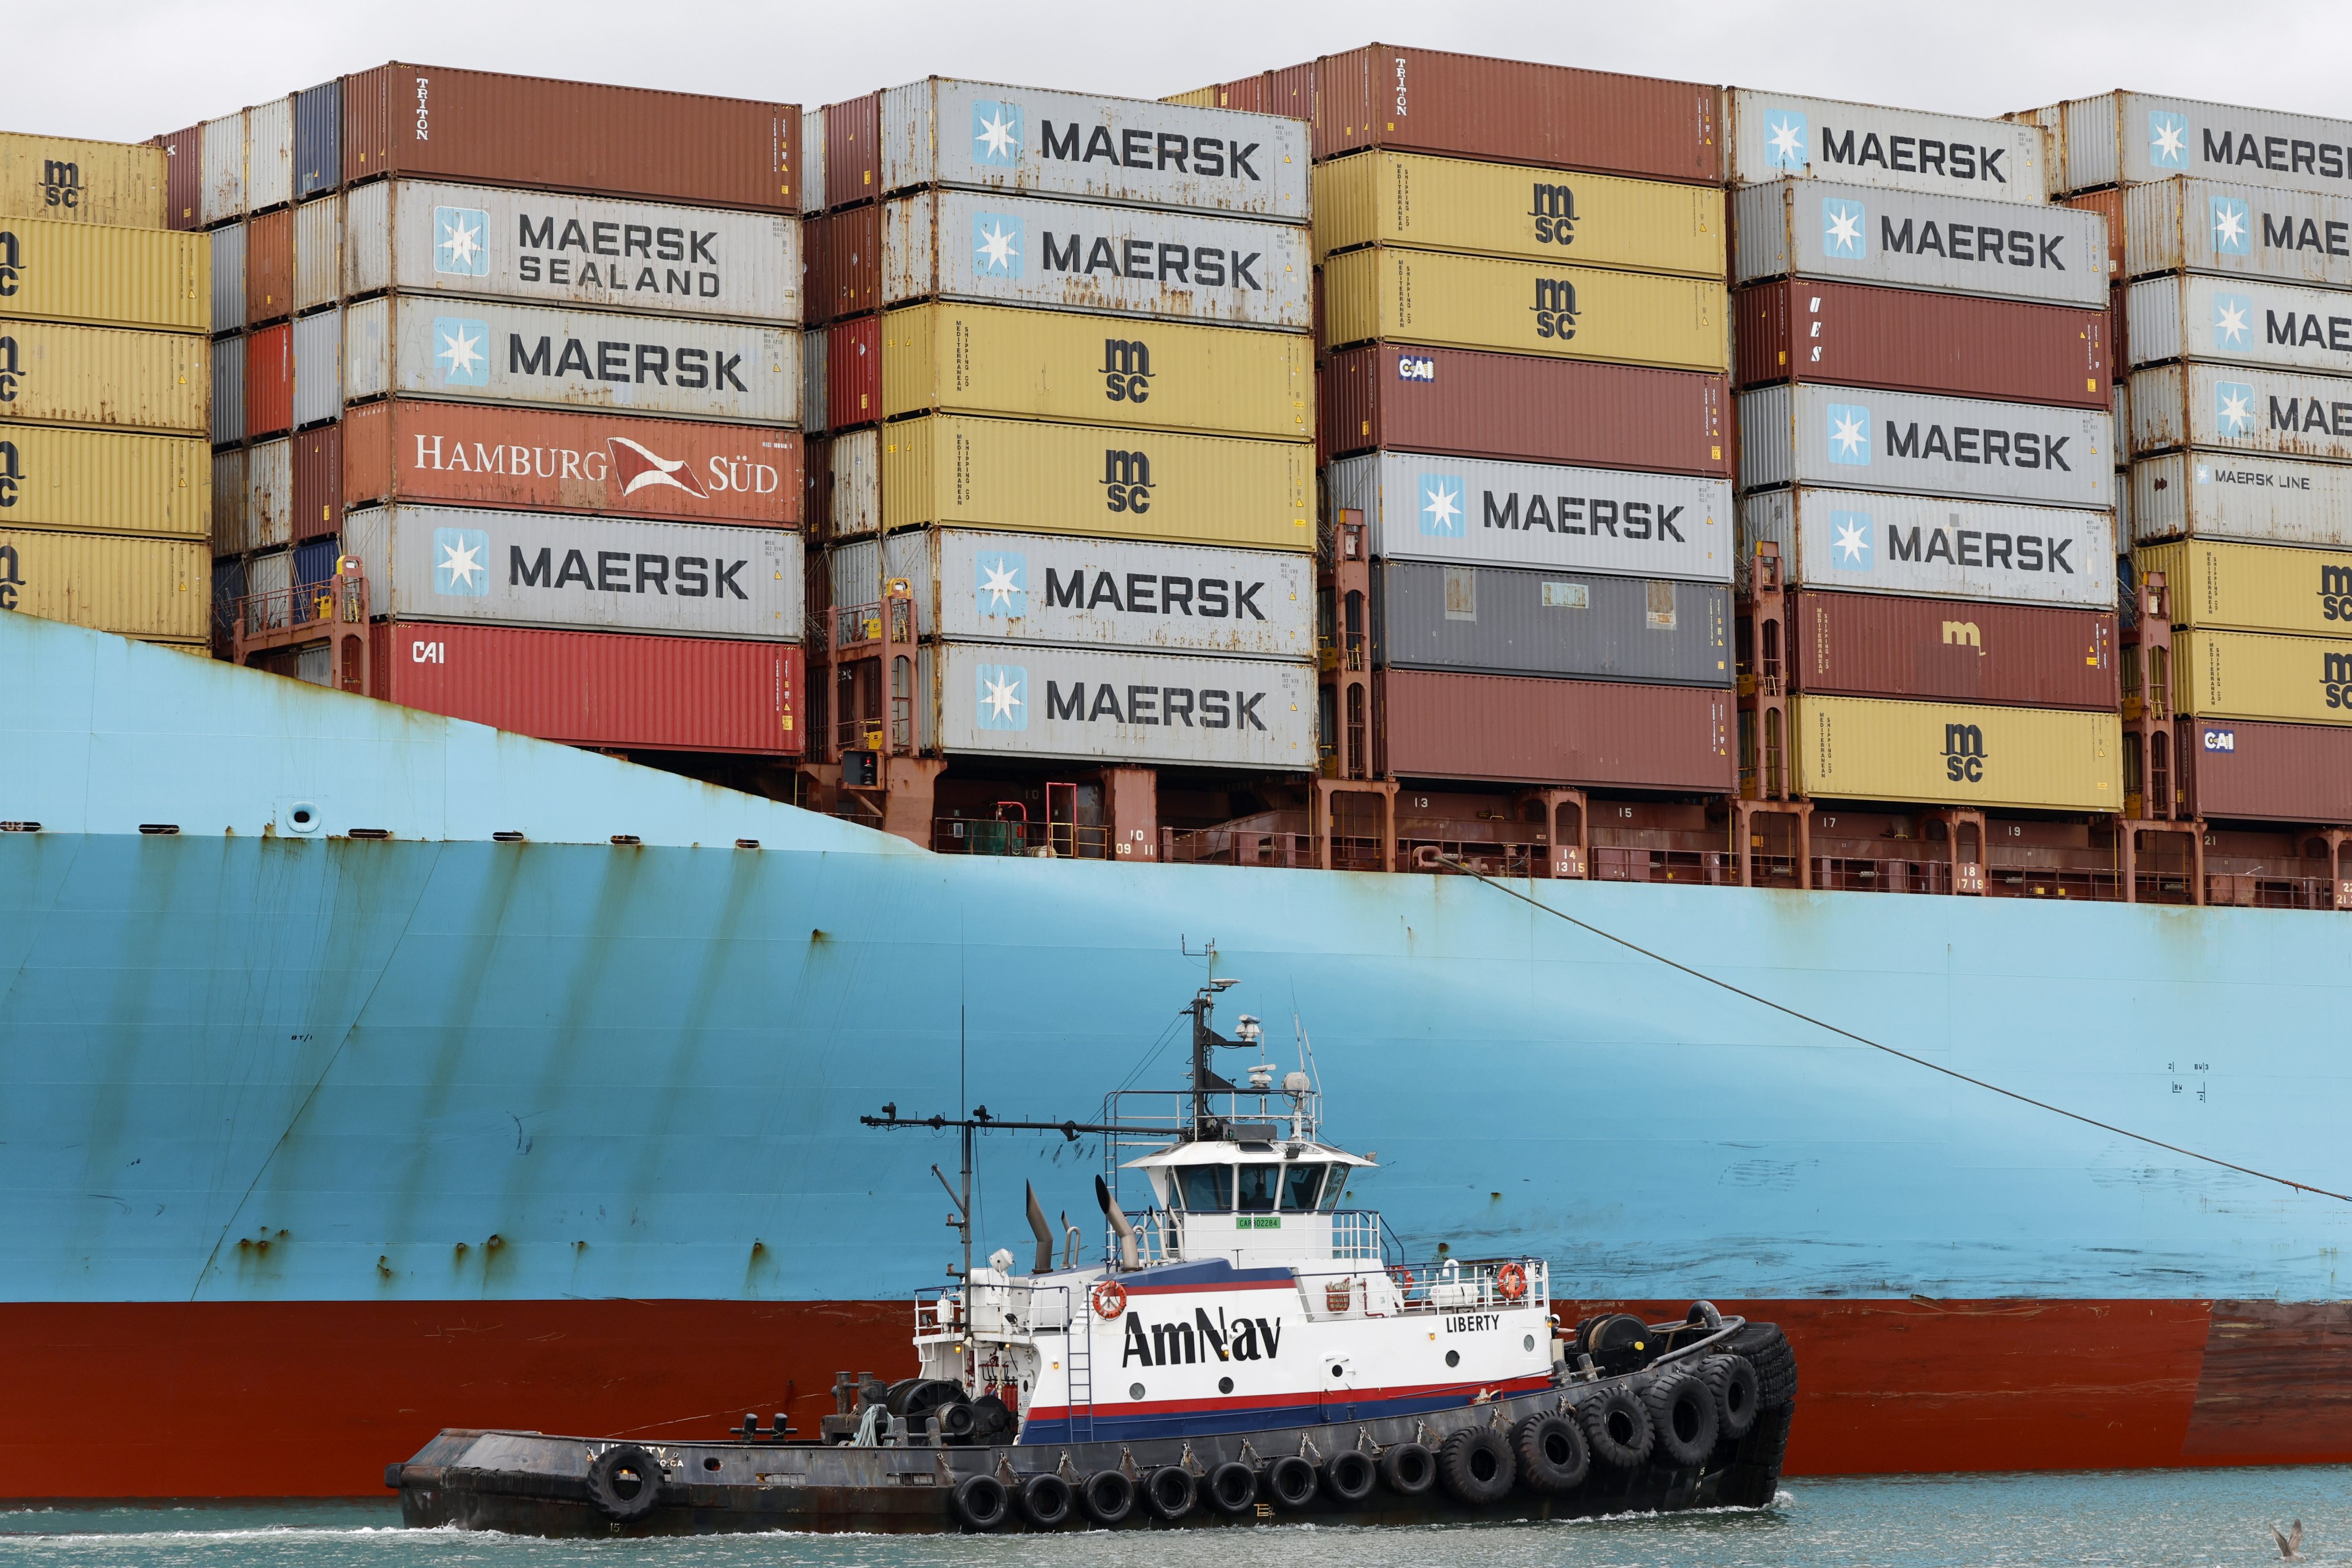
[{"xmin": 0, "ymin": 1467, "xmax": 2342, "ymax": 1567}]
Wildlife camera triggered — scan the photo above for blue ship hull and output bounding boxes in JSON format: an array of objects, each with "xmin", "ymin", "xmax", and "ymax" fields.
[{"xmin": 4, "ymin": 613, "xmax": 2350, "ymax": 1493}]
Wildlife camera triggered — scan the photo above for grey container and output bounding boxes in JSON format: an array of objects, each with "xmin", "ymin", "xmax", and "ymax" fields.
[
  {"xmin": 2037, "ymin": 90, "xmax": 2352, "ymax": 197},
  {"xmin": 2127, "ymin": 272, "xmax": 2352, "ymax": 374},
  {"xmin": 344, "ymin": 503, "xmax": 804, "ymax": 640},
  {"xmin": 210, "ymin": 224, "xmax": 246, "ymax": 334},
  {"xmin": 246, "ymin": 437, "xmax": 292, "ymax": 551},
  {"xmin": 2129, "ymin": 361, "xmax": 2352, "ymax": 462},
  {"xmin": 802, "ymin": 326, "xmax": 829, "ymax": 435},
  {"xmin": 879, "ymin": 77, "xmax": 1308, "ymax": 222},
  {"xmin": 1739, "ymin": 383, "xmax": 2115, "ymax": 508},
  {"xmin": 1727, "ymin": 87, "xmax": 2049, "ymax": 201},
  {"xmin": 293, "ymin": 194, "xmax": 342, "ymax": 314},
  {"xmin": 200, "ymin": 111, "xmax": 244, "ymax": 226},
  {"xmin": 829, "ymin": 427, "xmax": 877, "ymax": 536},
  {"xmin": 293, "ymin": 79, "xmax": 341, "ymax": 203},
  {"xmin": 292, "ymin": 308, "xmax": 340, "ymax": 429},
  {"xmin": 1731, "ymin": 177, "xmax": 2107, "ymax": 304},
  {"xmin": 882, "ymin": 188, "xmax": 1311, "ymax": 329},
  {"xmin": 1739, "ymin": 486, "xmax": 2116, "ymax": 608},
  {"xmin": 922, "ymin": 639, "xmax": 1314, "ymax": 768},
  {"xmin": 210, "ymin": 334, "xmax": 245, "ymax": 447},
  {"xmin": 801, "ymin": 107, "xmax": 826, "ymax": 215},
  {"xmin": 247, "ymin": 96, "xmax": 293, "ymax": 213},
  {"xmin": 246, "ymin": 546, "xmax": 291, "ymax": 603},
  {"xmin": 210, "ymin": 447, "xmax": 248, "ymax": 554},
  {"xmin": 342, "ymin": 179, "xmax": 801, "ymax": 325},
  {"xmin": 2132, "ymin": 450, "xmax": 2352, "ymax": 548},
  {"xmin": 1373, "ymin": 560, "xmax": 1731, "ymax": 685},
  {"xmin": 2122, "ymin": 177, "xmax": 2352, "ymax": 287},
  {"xmin": 1324, "ymin": 451, "xmax": 1732, "ymax": 583}
]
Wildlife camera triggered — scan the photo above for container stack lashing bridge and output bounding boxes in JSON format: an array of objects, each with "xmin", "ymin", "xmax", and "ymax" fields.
[
  {"xmin": 230, "ymin": 554, "xmax": 370, "ymax": 695},
  {"xmin": 1733, "ymin": 540, "xmax": 1812, "ymax": 888},
  {"xmin": 2116, "ymin": 567, "xmax": 2204, "ymax": 903},
  {"xmin": 820, "ymin": 576, "xmax": 942, "ymax": 846},
  {"xmin": 1314, "ymin": 507, "xmax": 1396, "ymax": 870}
]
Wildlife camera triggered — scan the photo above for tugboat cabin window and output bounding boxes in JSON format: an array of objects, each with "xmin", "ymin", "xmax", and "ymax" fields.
[
  {"xmin": 1280, "ymin": 1163, "xmax": 1328, "ymax": 1212},
  {"xmin": 1176, "ymin": 1164, "xmax": 1233, "ymax": 1212},
  {"xmin": 1237, "ymin": 1164, "xmax": 1283, "ymax": 1213}
]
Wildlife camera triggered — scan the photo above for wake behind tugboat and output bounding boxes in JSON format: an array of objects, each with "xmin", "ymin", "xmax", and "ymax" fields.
[{"xmin": 388, "ymin": 984, "xmax": 1796, "ymax": 1534}]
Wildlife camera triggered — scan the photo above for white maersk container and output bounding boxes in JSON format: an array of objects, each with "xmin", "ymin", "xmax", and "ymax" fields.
[
  {"xmin": 2034, "ymin": 91, "xmax": 2352, "ymax": 198},
  {"xmin": 345, "ymin": 504, "xmax": 802, "ymax": 640},
  {"xmin": 1738, "ymin": 488, "xmax": 2115, "ymax": 609},
  {"xmin": 1727, "ymin": 88, "xmax": 2049, "ymax": 203},
  {"xmin": 2133, "ymin": 451, "xmax": 2352, "ymax": 549},
  {"xmin": 341, "ymin": 296, "xmax": 800, "ymax": 426},
  {"xmin": 2123, "ymin": 177, "xmax": 2352, "ymax": 288},
  {"xmin": 1740, "ymin": 384, "xmax": 2114, "ymax": 509},
  {"xmin": 922, "ymin": 641, "xmax": 1313, "ymax": 768},
  {"xmin": 1325, "ymin": 453, "xmax": 1731, "ymax": 582},
  {"xmin": 342, "ymin": 180, "xmax": 800, "ymax": 325},
  {"xmin": 1732, "ymin": 178, "xmax": 2107, "ymax": 304},
  {"xmin": 882, "ymin": 189, "xmax": 1310, "ymax": 329},
  {"xmin": 880, "ymin": 78, "xmax": 1308, "ymax": 222},
  {"xmin": 2127, "ymin": 272, "xmax": 2352, "ymax": 375},
  {"xmin": 2129, "ymin": 361, "xmax": 2352, "ymax": 462}
]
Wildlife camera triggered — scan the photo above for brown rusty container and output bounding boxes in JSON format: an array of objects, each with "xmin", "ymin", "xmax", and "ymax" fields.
[
  {"xmin": 804, "ymin": 433, "xmax": 832, "ymax": 542},
  {"xmin": 1322, "ymin": 343, "xmax": 1729, "ymax": 474},
  {"xmin": 156, "ymin": 125, "xmax": 202, "ymax": 230},
  {"xmin": 2064, "ymin": 187, "xmax": 2126, "ymax": 283},
  {"xmin": 828, "ymin": 315, "xmax": 879, "ymax": 432},
  {"xmin": 246, "ymin": 322, "xmax": 293, "ymax": 440},
  {"xmin": 1377, "ymin": 670, "xmax": 1733, "ymax": 789},
  {"xmin": 293, "ymin": 422, "xmax": 342, "ymax": 541},
  {"xmin": 825, "ymin": 94, "xmax": 880, "ymax": 210},
  {"xmin": 802, "ymin": 211, "xmax": 832, "ymax": 328},
  {"xmin": 341, "ymin": 63, "xmax": 798, "ymax": 213},
  {"xmin": 821, "ymin": 202, "xmax": 880, "ymax": 321},
  {"xmin": 2176, "ymin": 716, "xmax": 2352, "ymax": 822},
  {"xmin": 1734, "ymin": 280, "xmax": 2110, "ymax": 410},
  {"xmin": 1789, "ymin": 590, "xmax": 2118, "ymax": 710},
  {"xmin": 1314, "ymin": 45, "xmax": 1720, "ymax": 186},
  {"xmin": 245, "ymin": 207, "xmax": 294, "ymax": 325}
]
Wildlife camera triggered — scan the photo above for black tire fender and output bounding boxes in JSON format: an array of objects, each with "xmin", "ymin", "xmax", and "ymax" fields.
[
  {"xmin": 1700, "ymin": 1353, "xmax": 1762, "ymax": 1440},
  {"xmin": 1322, "ymin": 1449, "xmax": 1377, "ymax": 1504},
  {"xmin": 949, "ymin": 1473, "xmax": 1009, "ymax": 1531},
  {"xmin": 1513, "ymin": 1412, "xmax": 1590, "ymax": 1493},
  {"xmin": 1265, "ymin": 1454, "xmax": 1316, "ymax": 1508},
  {"xmin": 1142, "ymin": 1465, "xmax": 1194, "ymax": 1520},
  {"xmin": 1205, "ymin": 1459, "xmax": 1257, "ymax": 1513},
  {"xmin": 1377, "ymin": 1440, "xmax": 1435, "ymax": 1496},
  {"xmin": 1436, "ymin": 1426, "xmax": 1516, "ymax": 1506},
  {"xmin": 1646, "ymin": 1368, "xmax": 1721, "ymax": 1467},
  {"xmin": 585, "ymin": 1445, "xmax": 665, "ymax": 1523},
  {"xmin": 1076, "ymin": 1469, "xmax": 1133, "ymax": 1526},
  {"xmin": 1018, "ymin": 1472, "xmax": 1072, "ymax": 1528},
  {"xmin": 1725, "ymin": 1321, "xmax": 1799, "ymax": 1409},
  {"xmin": 1580, "ymin": 1385, "xmax": 1655, "ymax": 1469}
]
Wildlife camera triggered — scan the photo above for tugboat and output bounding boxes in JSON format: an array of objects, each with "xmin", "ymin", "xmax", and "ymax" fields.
[{"xmin": 389, "ymin": 983, "xmax": 1797, "ymax": 1534}]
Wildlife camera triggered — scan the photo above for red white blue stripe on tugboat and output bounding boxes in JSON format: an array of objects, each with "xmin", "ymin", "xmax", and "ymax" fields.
[{"xmin": 1018, "ymin": 1374, "xmax": 1555, "ymax": 1443}]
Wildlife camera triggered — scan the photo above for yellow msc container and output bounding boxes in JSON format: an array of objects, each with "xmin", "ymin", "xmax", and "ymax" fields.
[
  {"xmin": 0, "ymin": 133, "xmax": 166, "ymax": 227},
  {"xmin": 880, "ymin": 415, "xmax": 1314, "ymax": 550},
  {"xmin": 1316, "ymin": 152, "xmax": 1725, "ymax": 278},
  {"xmin": 0, "ymin": 322, "xmax": 207, "ymax": 434},
  {"xmin": 0, "ymin": 426, "xmax": 208, "ymax": 537},
  {"xmin": 0, "ymin": 527, "xmax": 207, "ymax": 639},
  {"xmin": 880, "ymin": 303, "xmax": 1311, "ymax": 442},
  {"xmin": 1322, "ymin": 246, "xmax": 1727, "ymax": 370},
  {"xmin": 2177, "ymin": 629, "xmax": 2352, "ymax": 726},
  {"xmin": 0, "ymin": 217, "xmax": 207, "ymax": 331},
  {"xmin": 2139, "ymin": 539, "xmax": 2352, "ymax": 638},
  {"xmin": 1792, "ymin": 694, "xmax": 2121, "ymax": 810}
]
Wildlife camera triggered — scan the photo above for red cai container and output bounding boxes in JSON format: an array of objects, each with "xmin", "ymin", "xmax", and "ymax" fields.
[
  {"xmin": 342, "ymin": 63, "xmax": 798, "ymax": 213},
  {"xmin": 824, "ymin": 93, "xmax": 880, "ymax": 210},
  {"xmin": 2177, "ymin": 717, "xmax": 2352, "ymax": 823},
  {"xmin": 370, "ymin": 623, "xmax": 804, "ymax": 756},
  {"xmin": 1377, "ymin": 670, "xmax": 1733, "ymax": 790},
  {"xmin": 245, "ymin": 207, "xmax": 293, "ymax": 325},
  {"xmin": 1321, "ymin": 343, "xmax": 1730, "ymax": 474},
  {"xmin": 156, "ymin": 125, "xmax": 201, "ymax": 230},
  {"xmin": 1789, "ymin": 591, "xmax": 2118, "ymax": 710},
  {"xmin": 246, "ymin": 322, "xmax": 294, "ymax": 439},
  {"xmin": 294, "ymin": 422, "xmax": 342, "ymax": 542},
  {"xmin": 822, "ymin": 202, "xmax": 879, "ymax": 321},
  {"xmin": 342, "ymin": 400, "xmax": 802, "ymax": 526},
  {"xmin": 1734, "ymin": 280, "xmax": 2110, "ymax": 410},
  {"xmin": 828, "ymin": 315, "xmax": 879, "ymax": 432},
  {"xmin": 1314, "ymin": 45, "xmax": 1720, "ymax": 185}
]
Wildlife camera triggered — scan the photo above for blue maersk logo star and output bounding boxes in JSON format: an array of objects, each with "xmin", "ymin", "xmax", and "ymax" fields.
[
  {"xmin": 1826, "ymin": 403, "xmax": 1872, "ymax": 465},
  {"xmin": 1821, "ymin": 198, "xmax": 1867, "ymax": 260},
  {"xmin": 433, "ymin": 316, "xmax": 490, "ymax": 386},
  {"xmin": 1763, "ymin": 109, "xmax": 1809, "ymax": 170},
  {"xmin": 434, "ymin": 206, "xmax": 491, "ymax": 275},
  {"xmin": 975, "ymin": 663, "xmax": 1028, "ymax": 730},
  {"xmin": 1828, "ymin": 510, "xmax": 1874, "ymax": 570},
  {"xmin": 975, "ymin": 551, "xmax": 1026, "ymax": 617},
  {"xmin": 2210, "ymin": 195, "xmax": 2252, "ymax": 256},
  {"xmin": 2215, "ymin": 380, "xmax": 2257, "ymax": 437},
  {"xmin": 432, "ymin": 527, "xmax": 491, "ymax": 596},
  {"xmin": 1418, "ymin": 474, "xmax": 1466, "ymax": 536},
  {"xmin": 2212, "ymin": 291, "xmax": 2254, "ymax": 349},
  {"xmin": 972, "ymin": 212, "xmax": 1024, "ymax": 278},
  {"xmin": 2149, "ymin": 110, "xmax": 2191, "ymax": 169},
  {"xmin": 971, "ymin": 100, "xmax": 1024, "ymax": 167}
]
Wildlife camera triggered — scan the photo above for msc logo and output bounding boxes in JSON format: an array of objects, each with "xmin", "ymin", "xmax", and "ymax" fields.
[
  {"xmin": 0, "ymin": 440, "xmax": 17, "ymax": 509},
  {"xmin": 0, "ymin": 334, "xmax": 20, "ymax": 403},
  {"xmin": 0, "ymin": 231, "xmax": 20, "ymax": 296},
  {"xmin": 40, "ymin": 159, "xmax": 81, "ymax": 210},
  {"xmin": 2324, "ymin": 651, "xmax": 2352, "ymax": 709},
  {"xmin": 975, "ymin": 663, "xmax": 1028, "ymax": 730},
  {"xmin": 971, "ymin": 100, "xmax": 1024, "ymax": 167},
  {"xmin": 2321, "ymin": 563, "xmax": 2352, "ymax": 620},
  {"xmin": 1531, "ymin": 277, "xmax": 1578, "ymax": 340},
  {"xmin": 1103, "ymin": 449, "xmax": 1153, "ymax": 512},
  {"xmin": 2203, "ymin": 726, "xmax": 2237, "ymax": 752},
  {"xmin": 0, "ymin": 540, "xmax": 20, "ymax": 610},
  {"xmin": 1941, "ymin": 621, "xmax": 1982, "ymax": 647},
  {"xmin": 1528, "ymin": 183, "xmax": 1577, "ymax": 245},
  {"xmin": 1103, "ymin": 338, "xmax": 1152, "ymax": 403},
  {"xmin": 1943, "ymin": 723, "xmax": 1987, "ymax": 783}
]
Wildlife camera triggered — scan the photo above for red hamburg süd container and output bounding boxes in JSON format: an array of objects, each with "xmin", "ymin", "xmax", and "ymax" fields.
[
  {"xmin": 1314, "ymin": 45, "xmax": 1721, "ymax": 185},
  {"xmin": 156, "ymin": 125, "xmax": 201, "ymax": 229},
  {"xmin": 294, "ymin": 422, "xmax": 342, "ymax": 541},
  {"xmin": 822, "ymin": 202, "xmax": 880, "ymax": 320},
  {"xmin": 341, "ymin": 63, "xmax": 798, "ymax": 213},
  {"xmin": 2176, "ymin": 716, "xmax": 2352, "ymax": 823},
  {"xmin": 1734, "ymin": 280, "xmax": 2110, "ymax": 410},
  {"xmin": 1789, "ymin": 591, "xmax": 2119, "ymax": 710},
  {"xmin": 246, "ymin": 322, "xmax": 294, "ymax": 439},
  {"xmin": 341, "ymin": 400, "xmax": 802, "ymax": 525},
  {"xmin": 246, "ymin": 207, "xmax": 293, "ymax": 325},
  {"xmin": 828, "ymin": 316, "xmax": 879, "ymax": 432},
  {"xmin": 825, "ymin": 94, "xmax": 880, "ymax": 210},
  {"xmin": 371, "ymin": 624, "xmax": 803, "ymax": 755},
  {"xmin": 1377, "ymin": 671, "xmax": 1733, "ymax": 790},
  {"xmin": 1321, "ymin": 344, "xmax": 1730, "ymax": 474}
]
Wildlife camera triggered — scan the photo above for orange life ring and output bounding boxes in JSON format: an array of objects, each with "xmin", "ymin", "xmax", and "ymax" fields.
[
  {"xmin": 1494, "ymin": 1263, "xmax": 1528, "ymax": 1303},
  {"xmin": 1091, "ymin": 1280, "xmax": 1127, "ymax": 1319},
  {"xmin": 1389, "ymin": 1265, "xmax": 1418, "ymax": 1298}
]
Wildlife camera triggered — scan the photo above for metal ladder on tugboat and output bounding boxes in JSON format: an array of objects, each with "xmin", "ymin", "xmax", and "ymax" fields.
[{"xmin": 1065, "ymin": 1310, "xmax": 1095, "ymax": 1442}]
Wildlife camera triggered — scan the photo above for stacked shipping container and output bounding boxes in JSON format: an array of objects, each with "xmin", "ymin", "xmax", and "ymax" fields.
[
  {"xmin": 1728, "ymin": 90, "xmax": 2124, "ymax": 812},
  {"xmin": 0, "ymin": 132, "xmax": 209, "ymax": 649}
]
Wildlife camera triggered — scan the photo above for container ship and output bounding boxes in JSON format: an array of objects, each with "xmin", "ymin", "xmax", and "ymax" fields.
[{"xmin": 8, "ymin": 51, "xmax": 2352, "ymax": 1499}]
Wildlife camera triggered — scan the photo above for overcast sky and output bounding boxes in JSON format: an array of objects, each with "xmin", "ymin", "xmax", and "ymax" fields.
[{"xmin": 19, "ymin": 0, "xmax": 2352, "ymax": 144}]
